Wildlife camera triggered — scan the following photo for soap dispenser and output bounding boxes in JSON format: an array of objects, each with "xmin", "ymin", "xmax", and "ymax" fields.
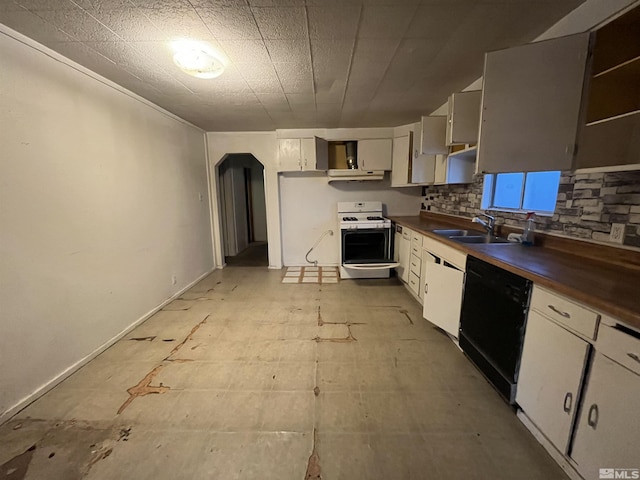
[{"xmin": 522, "ymin": 212, "xmax": 535, "ymax": 246}]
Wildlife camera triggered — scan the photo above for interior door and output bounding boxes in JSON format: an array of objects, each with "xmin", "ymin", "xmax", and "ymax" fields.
[{"xmin": 423, "ymin": 258, "xmax": 465, "ymax": 337}]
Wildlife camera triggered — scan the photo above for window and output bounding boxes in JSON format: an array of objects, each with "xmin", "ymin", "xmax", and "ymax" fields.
[{"xmin": 481, "ymin": 171, "xmax": 561, "ymax": 214}]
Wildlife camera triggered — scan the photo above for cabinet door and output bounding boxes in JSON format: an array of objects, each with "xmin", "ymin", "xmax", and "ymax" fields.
[
  {"xmin": 433, "ymin": 154, "xmax": 447, "ymax": 184},
  {"xmin": 411, "ymin": 154, "xmax": 436, "ymax": 184},
  {"xmin": 398, "ymin": 229, "xmax": 411, "ymax": 283},
  {"xmin": 301, "ymin": 136, "xmax": 328, "ymax": 171},
  {"xmin": 447, "ymin": 90, "xmax": 482, "ymax": 145},
  {"xmin": 422, "ymin": 259, "xmax": 464, "ymax": 338},
  {"xmin": 571, "ymin": 352, "xmax": 640, "ymax": 479},
  {"xmin": 516, "ymin": 311, "xmax": 590, "ymax": 454},
  {"xmin": 391, "ymin": 135, "xmax": 410, "ymax": 186},
  {"xmin": 420, "ymin": 116, "xmax": 448, "ymax": 155},
  {"xmin": 359, "ymin": 138, "xmax": 392, "ymax": 170},
  {"xmin": 278, "ymin": 138, "xmax": 301, "ymax": 171},
  {"xmin": 478, "ymin": 32, "xmax": 591, "ymax": 173}
]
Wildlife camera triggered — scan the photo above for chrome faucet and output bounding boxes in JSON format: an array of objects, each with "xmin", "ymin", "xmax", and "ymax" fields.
[{"xmin": 473, "ymin": 213, "xmax": 496, "ymax": 237}]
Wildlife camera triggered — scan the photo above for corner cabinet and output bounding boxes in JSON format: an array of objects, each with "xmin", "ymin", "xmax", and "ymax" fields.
[{"xmin": 278, "ymin": 137, "xmax": 328, "ymax": 172}]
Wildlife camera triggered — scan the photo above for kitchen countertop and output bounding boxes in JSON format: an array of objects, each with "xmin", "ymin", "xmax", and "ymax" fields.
[{"xmin": 390, "ymin": 214, "xmax": 640, "ymax": 331}]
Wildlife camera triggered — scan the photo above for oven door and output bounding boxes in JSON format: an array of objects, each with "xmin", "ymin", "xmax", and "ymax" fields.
[{"xmin": 341, "ymin": 228, "xmax": 399, "ymax": 270}]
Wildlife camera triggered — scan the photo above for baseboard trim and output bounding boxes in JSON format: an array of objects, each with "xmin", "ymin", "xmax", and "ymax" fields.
[
  {"xmin": 516, "ymin": 410, "xmax": 583, "ymax": 480},
  {"xmin": 0, "ymin": 267, "xmax": 214, "ymax": 425}
]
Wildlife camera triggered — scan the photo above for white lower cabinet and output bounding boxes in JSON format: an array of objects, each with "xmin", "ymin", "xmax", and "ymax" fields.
[
  {"xmin": 395, "ymin": 226, "xmax": 412, "ymax": 284},
  {"xmin": 516, "ymin": 311, "xmax": 590, "ymax": 453},
  {"xmin": 570, "ymin": 352, "xmax": 640, "ymax": 479},
  {"xmin": 422, "ymin": 249, "xmax": 465, "ymax": 338}
]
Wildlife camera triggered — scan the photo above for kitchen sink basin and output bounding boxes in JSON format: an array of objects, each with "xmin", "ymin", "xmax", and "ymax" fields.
[
  {"xmin": 432, "ymin": 229, "xmax": 475, "ymax": 237},
  {"xmin": 449, "ymin": 235, "xmax": 514, "ymax": 244}
]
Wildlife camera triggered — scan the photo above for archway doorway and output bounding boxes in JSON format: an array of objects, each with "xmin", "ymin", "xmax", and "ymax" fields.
[{"xmin": 218, "ymin": 154, "xmax": 268, "ymax": 267}]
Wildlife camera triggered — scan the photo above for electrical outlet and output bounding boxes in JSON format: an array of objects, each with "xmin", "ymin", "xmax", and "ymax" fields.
[
  {"xmin": 171, "ymin": 275, "xmax": 177, "ymax": 285},
  {"xmin": 609, "ymin": 223, "xmax": 625, "ymax": 244}
]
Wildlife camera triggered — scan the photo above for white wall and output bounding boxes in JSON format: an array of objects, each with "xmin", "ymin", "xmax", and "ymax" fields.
[
  {"xmin": 0, "ymin": 29, "xmax": 213, "ymax": 420},
  {"xmin": 207, "ymin": 132, "xmax": 281, "ymax": 268},
  {"xmin": 280, "ymin": 174, "xmax": 422, "ymax": 266}
]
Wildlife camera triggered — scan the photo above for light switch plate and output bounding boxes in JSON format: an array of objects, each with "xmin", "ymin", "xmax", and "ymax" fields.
[{"xmin": 609, "ymin": 223, "xmax": 625, "ymax": 244}]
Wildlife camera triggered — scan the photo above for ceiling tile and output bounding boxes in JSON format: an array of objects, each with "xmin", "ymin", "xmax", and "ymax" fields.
[
  {"xmin": 11, "ymin": 0, "xmax": 94, "ymax": 11},
  {"xmin": 252, "ymin": 7, "xmax": 307, "ymax": 39},
  {"xmin": 236, "ymin": 63, "xmax": 283, "ymax": 93},
  {"xmin": 405, "ymin": 4, "xmax": 469, "ymax": 39},
  {"xmin": 218, "ymin": 39, "xmax": 271, "ymax": 63},
  {"xmin": 197, "ymin": 7, "xmax": 261, "ymax": 40},
  {"xmin": 314, "ymin": 80, "xmax": 345, "ymax": 103},
  {"xmin": 310, "ymin": 38, "xmax": 354, "ymax": 67},
  {"xmin": 35, "ymin": 8, "xmax": 121, "ymax": 42},
  {"xmin": 273, "ymin": 62, "xmax": 313, "ymax": 94},
  {"xmin": 248, "ymin": 0, "xmax": 304, "ymax": 5},
  {"xmin": 90, "ymin": 7, "xmax": 167, "ymax": 41},
  {"xmin": 256, "ymin": 92, "xmax": 288, "ymax": 104},
  {"xmin": 189, "ymin": 0, "xmax": 252, "ymax": 7},
  {"xmin": 142, "ymin": 7, "xmax": 214, "ymax": 41},
  {"xmin": 307, "ymin": 6, "xmax": 361, "ymax": 39},
  {"xmin": 0, "ymin": 10, "xmax": 74, "ymax": 43},
  {"xmin": 264, "ymin": 39, "xmax": 309, "ymax": 63},
  {"xmin": 0, "ymin": 1, "xmax": 25, "ymax": 12},
  {"xmin": 351, "ymin": 38, "xmax": 399, "ymax": 65},
  {"xmin": 129, "ymin": 0, "xmax": 194, "ymax": 8},
  {"xmin": 358, "ymin": 5, "xmax": 415, "ymax": 38}
]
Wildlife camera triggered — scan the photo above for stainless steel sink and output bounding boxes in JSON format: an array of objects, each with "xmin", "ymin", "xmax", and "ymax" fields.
[
  {"xmin": 432, "ymin": 229, "xmax": 475, "ymax": 237},
  {"xmin": 449, "ymin": 235, "xmax": 514, "ymax": 244}
]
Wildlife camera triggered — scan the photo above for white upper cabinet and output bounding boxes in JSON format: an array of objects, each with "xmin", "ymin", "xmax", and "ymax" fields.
[
  {"xmin": 278, "ymin": 137, "xmax": 328, "ymax": 172},
  {"xmin": 478, "ymin": 32, "xmax": 591, "ymax": 173},
  {"xmin": 358, "ymin": 138, "xmax": 392, "ymax": 171},
  {"xmin": 418, "ymin": 116, "xmax": 448, "ymax": 155},
  {"xmin": 391, "ymin": 134, "xmax": 411, "ymax": 186},
  {"xmin": 446, "ymin": 91, "xmax": 482, "ymax": 145}
]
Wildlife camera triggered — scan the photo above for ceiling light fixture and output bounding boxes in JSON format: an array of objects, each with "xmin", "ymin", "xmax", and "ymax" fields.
[{"xmin": 170, "ymin": 40, "xmax": 225, "ymax": 79}]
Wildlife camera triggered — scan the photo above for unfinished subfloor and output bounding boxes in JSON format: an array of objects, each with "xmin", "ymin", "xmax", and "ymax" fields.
[{"xmin": 0, "ymin": 267, "xmax": 568, "ymax": 479}]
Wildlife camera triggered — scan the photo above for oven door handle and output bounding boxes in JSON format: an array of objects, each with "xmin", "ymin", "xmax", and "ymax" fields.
[{"xmin": 343, "ymin": 263, "xmax": 400, "ymax": 270}]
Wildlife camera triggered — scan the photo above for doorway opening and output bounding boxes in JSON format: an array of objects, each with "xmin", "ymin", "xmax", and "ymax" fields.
[{"xmin": 218, "ymin": 154, "xmax": 268, "ymax": 267}]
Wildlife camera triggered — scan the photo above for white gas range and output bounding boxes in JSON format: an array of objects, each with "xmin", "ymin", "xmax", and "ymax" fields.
[{"xmin": 337, "ymin": 201, "xmax": 398, "ymax": 279}]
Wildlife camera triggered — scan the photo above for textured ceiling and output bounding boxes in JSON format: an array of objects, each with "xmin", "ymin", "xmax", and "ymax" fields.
[{"xmin": 1, "ymin": 0, "xmax": 585, "ymax": 131}]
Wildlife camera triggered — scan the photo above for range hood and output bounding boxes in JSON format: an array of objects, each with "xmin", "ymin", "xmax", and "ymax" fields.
[{"xmin": 327, "ymin": 169, "xmax": 384, "ymax": 182}]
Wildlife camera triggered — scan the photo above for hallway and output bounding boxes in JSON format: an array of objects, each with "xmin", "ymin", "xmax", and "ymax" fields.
[{"xmin": 0, "ymin": 268, "xmax": 566, "ymax": 479}]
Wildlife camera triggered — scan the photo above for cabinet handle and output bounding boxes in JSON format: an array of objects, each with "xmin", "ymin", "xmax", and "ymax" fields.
[
  {"xmin": 627, "ymin": 352, "xmax": 640, "ymax": 364},
  {"xmin": 563, "ymin": 392, "xmax": 573, "ymax": 413},
  {"xmin": 587, "ymin": 404, "xmax": 599, "ymax": 429},
  {"xmin": 547, "ymin": 304, "xmax": 571, "ymax": 319},
  {"xmin": 424, "ymin": 283, "xmax": 428, "ymax": 295}
]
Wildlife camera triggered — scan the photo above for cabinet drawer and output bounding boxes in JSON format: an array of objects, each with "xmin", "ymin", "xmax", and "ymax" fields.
[
  {"xmin": 422, "ymin": 236, "xmax": 466, "ymax": 271},
  {"xmin": 410, "ymin": 253, "xmax": 421, "ymax": 276},
  {"xmin": 411, "ymin": 242, "xmax": 421, "ymax": 257},
  {"xmin": 409, "ymin": 272, "xmax": 420, "ymax": 296},
  {"xmin": 597, "ymin": 323, "xmax": 640, "ymax": 375},
  {"xmin": 411, "ymin": 232, "xmax": 423, "ymax": 248},
  {"xmin": 530, "ymin": 286, "xmax": 600, "ymax": 340},
  {"xmin": 402, "ymin": 228, "xmax": 412, "ymax": 241}
]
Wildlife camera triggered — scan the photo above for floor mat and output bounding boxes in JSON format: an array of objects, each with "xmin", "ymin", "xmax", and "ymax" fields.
[{"xmin": 282, "ymin": 266, "xmax": 339, "ymax": 284}]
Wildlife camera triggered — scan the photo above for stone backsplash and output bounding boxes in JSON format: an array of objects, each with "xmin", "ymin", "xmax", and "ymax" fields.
[{"xmin": 421, "ymin": 170, "xmax": 640, "ymax": 249}]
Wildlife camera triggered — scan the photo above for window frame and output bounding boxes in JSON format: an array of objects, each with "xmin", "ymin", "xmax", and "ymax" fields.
[{"xmin": 481, "ymin": 171, "xmax": 559, "ymax": 216}]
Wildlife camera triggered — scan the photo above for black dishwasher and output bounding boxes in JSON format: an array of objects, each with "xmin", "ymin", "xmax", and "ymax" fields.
[{"xmin": 459, "ymin": 256, "xmax": 532, "ymax": 404}]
